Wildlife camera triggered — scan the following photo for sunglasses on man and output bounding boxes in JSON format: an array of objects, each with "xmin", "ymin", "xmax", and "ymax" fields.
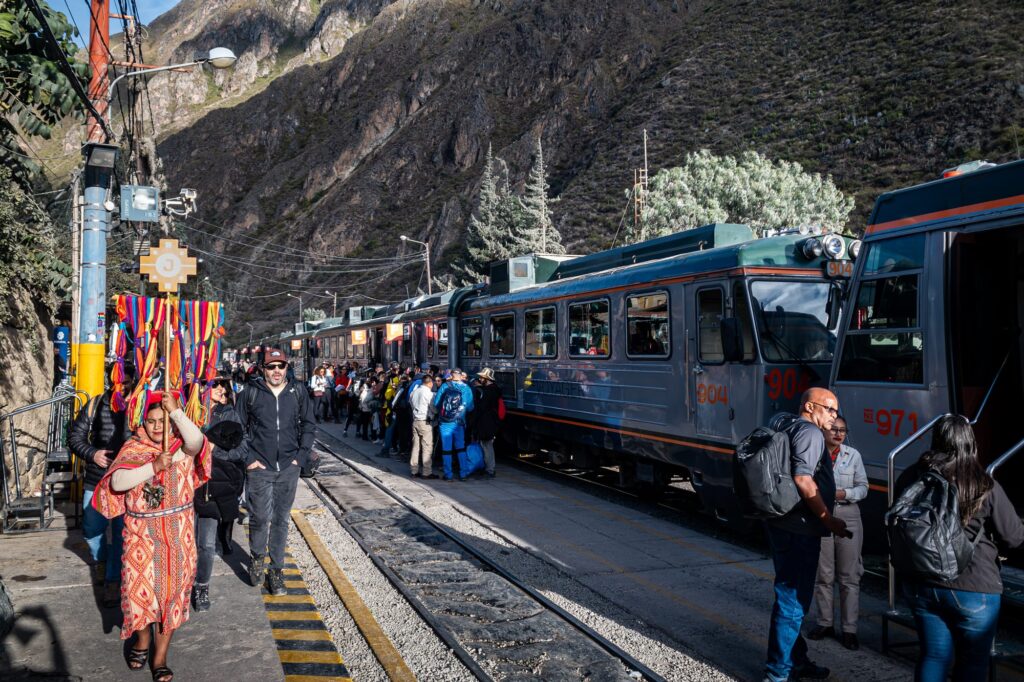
[{"xmin": 265, "ymin": 362, "xmax": 287, "ymax": 370}]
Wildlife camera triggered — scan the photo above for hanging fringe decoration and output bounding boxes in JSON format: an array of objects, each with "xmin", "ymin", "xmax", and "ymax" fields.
[{"xmin": 112, "ymin": 294, "xmax": 225, "ymax": 430}]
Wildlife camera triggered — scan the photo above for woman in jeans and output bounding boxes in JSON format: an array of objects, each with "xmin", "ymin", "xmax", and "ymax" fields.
[
  {"xmin": 308, "ymin": 367, "xmax": 328, "ymax": 423},
  {"xmin": 896, "ymin": 415, "xmax": 1024, "ymax": 681},
  {"xmin": 191, "ymin": 378, "xmax": 245, "ymax": 612}
]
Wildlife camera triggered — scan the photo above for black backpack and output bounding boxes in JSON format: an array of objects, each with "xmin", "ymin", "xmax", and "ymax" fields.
[
  {"xmin": 885, "ymin": 471, "xmax": 984, "ymax": 582},
  {"xmin": 733, "ymin": 421, "xmax": 803, "ymax": 518}
]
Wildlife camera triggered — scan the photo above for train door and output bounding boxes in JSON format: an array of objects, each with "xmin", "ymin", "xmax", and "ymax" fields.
[
  {"xmin": 726, "ymin": 280, "xmax": 759, "ymax": 439},
  {"xmin": 691, "ymin": 284, "xmax": 732, "ymax": 440},
  {"xmin": 833, "ymin": 233, "xmax": 938, "ymax": 484},
  {"xmin": 373, "ymin": 327, "xmax": 384, "ymax": 366},
  {"xmin": 948, "ymin": 226, "xmax": 1024, "ymax": 476}
]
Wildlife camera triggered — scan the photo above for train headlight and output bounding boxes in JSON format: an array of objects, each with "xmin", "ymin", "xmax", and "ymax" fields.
[
  {"xmin": 801, "ymin": 238, "xmax": 823, "ymax": 259},
  {"xmin": 821, "ymin": 234, "xmax": 846, "ymax": 260},
  {"xmin": 848, "ymin": 239, "xmax": 862, "ymax": 260}
]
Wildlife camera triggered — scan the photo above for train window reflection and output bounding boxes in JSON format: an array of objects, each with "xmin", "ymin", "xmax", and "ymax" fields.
[
  {"xmin": 863, "ymin": 234, "xmax": 925, "ymax": 275},
  {"xmin": 627, "ymin": 292, "xmax": 669, "ymax": 357},
  {"xmin": 525, "ymin": 307, "xmax": 557, "ymax": 358},
  {"xmin": 698, "ymin": 288, "xmax": 725, "ymax": 363},
  {"xmin": 750, "ymin": 281, "xmax": 835, "ymax": 363},
  {"xmin": 490, "ymin": 314, "xmax": 515, "ymax": 357},
  {"xmin": 462, "ymin": 318, "xmax": 482, "ymax": 357},
  {"xmin": 852, "ymin": 275, "xmax": 918, "ymax": 329},
  {"xmin": 438, "ymin": 322, "xmax": 449, "ymax": 358},
  {"xmin": 569, "ymin": 300, "xmax": 610, "ymax": 357},
  {"xmin": 427, "ymin": 323, "xmax": 436, "ymax": 359},
  {"xmin": 837, "ymin": 332, "xmax": 924, "ymax": 384}
]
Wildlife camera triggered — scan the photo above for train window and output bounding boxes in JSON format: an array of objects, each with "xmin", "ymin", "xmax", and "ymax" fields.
[
  {"xmin": 525, "ymin": 307, "xmax": 557, "ymax": 358},
  {"xmin": 568, "ymin": 300, "xmax": 610, "ymax": 357},
  {"xmin": 732, "ymin": 282, "xmax": 756, "ymax": 362},
  {"xmin": 626, "ymin": 292, "xmax": 670, "ymax": 357},
  {"xmin": 438, "ymin": 322, "xmax": 449, "ymax": 358},
  {"xmin": 490, "ymin": 314, "xmax": 516, "ymax": 357},
  {"xmin": 402, "ymin": 324, "xmax": 412, "ymax": 359},
  {"xmin": 750, "ymin": 281, "xmax": 834, "ymax": 362},
  {"xmin": 339, "ymin": 334, "xmax": 347, "ymax": 359},
  {"xmin": 462, "ymin": 317, "xmax": 483, "ymax": 357},
  {"xmin": 837, "ymin": 270, "xmax": 924, "ymax": 384},
  {"xmin": 351, "ymin": 329, "xmax": 366, "ymax": 359},
  {"xmin": 697, "ymin": 288, "xmax": 725, "ymax": 363},
  {"xmin": 862, "ymin": 235, "xmax": 925, "ymax": 275},
  {"xmin": 427, "ymin": 323, "xmax": 436, "ymax": 359},
  {"xmin": 346, "ymin": 333, "xmax": 355, "ymax": 359}
]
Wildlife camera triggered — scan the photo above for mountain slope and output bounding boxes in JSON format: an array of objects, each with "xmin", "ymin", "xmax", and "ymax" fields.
[{"xmin": 153, "ymin": 0, "xmax": 1024, "ymax": 339}]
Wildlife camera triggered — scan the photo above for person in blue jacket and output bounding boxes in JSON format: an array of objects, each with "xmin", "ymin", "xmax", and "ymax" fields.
[{"xmin": 432, "ymin": 368, "xmax": 474, "ymax": 481}]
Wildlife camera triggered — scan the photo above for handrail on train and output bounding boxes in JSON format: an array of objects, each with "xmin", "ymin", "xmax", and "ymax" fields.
[{"xmin": 883, "ymin": 349, "xmax": 1012, "ymax": 613}]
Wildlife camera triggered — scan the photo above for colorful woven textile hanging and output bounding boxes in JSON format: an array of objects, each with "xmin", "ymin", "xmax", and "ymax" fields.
[{"xmin": 112, "ymin": 295, "xmax": 225, "ymax": 429}]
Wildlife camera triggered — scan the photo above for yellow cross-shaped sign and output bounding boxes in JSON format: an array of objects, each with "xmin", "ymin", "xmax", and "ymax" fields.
[{"xmin": 139, "ymin": 238, "xmax": 197, "ymax": 293}]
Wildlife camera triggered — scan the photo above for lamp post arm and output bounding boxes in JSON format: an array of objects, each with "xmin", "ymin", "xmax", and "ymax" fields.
[{"xmin": 107, "ymin": 59, "xmax": 205, "ymax": 102}]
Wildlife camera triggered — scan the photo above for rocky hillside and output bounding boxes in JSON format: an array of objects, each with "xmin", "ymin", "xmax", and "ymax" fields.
[{"xmin": 148, "ymin": 0, "xmax": 1024, "ymax": 341}]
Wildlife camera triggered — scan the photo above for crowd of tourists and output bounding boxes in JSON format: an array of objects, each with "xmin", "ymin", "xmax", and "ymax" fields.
[{"xmin": 69, "ymin": 345, "xmax": 1019, "ymax": 681}]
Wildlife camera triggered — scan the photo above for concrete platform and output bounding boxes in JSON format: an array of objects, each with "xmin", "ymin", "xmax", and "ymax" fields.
[
  {"xmin": 0, "ymin": 512, "xmax": 283, "ymax": 681},
  {"xmin": 318, "ymin": 422, "xmax": 915, "ymax": 682}
]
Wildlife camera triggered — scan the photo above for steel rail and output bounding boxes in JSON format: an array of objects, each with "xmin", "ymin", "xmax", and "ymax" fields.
[{"xmin": 313, "ymin": 439, "xmax": 667, "ymax": 682}]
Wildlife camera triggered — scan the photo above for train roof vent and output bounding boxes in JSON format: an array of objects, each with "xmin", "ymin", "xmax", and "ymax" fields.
[
  {"xmin": 552, "ymin": 223, "xmax": 754, "ymax": 280},
  {"xmin": 489, "ymin": 254, "xmax": 578, "ymax": 295}
]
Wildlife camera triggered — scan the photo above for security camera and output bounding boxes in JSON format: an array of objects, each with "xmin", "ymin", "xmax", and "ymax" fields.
[
  {"xmin": 104, "ymin": 200, "xmax": 116, "ymax": 212},
  {"xmin": 180, "ymin": 188, "xmax": 197, "ymax": 200}
]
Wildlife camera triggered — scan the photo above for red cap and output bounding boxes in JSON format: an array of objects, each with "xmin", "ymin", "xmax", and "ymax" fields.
[
  {"xmin": 144, "ymin": 390, "xmax": 182, "ymax": 411},
  {"xmin": 264, "ymin": 348, "xmax": 287, "ymax": 365}
]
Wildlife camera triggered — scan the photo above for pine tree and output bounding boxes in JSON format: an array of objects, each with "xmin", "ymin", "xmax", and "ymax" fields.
[{"xmin": 520, "ymin": 137, "xmax": 565, "ymax": 254}]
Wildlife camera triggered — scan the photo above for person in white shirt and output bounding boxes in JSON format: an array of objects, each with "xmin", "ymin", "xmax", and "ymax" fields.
[
  {"xmin": 409, "ymin": 375, "xmax": 436, "ymax": 478},
  {"xmin": 809, "ymin": 416, "xmax": 868, "ymax": 651}
]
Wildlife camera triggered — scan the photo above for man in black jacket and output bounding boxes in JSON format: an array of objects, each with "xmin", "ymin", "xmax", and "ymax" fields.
[
  {"xmin": 236, "ymin": 348, "xmax": 317, "ymax": 595},
  {"xmin": 68, "ymin": 369, "xmax": 133, "ymax": 606}
]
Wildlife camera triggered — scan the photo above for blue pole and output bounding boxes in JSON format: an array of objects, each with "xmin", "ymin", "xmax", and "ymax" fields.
[{"xmin": 77, "ymin": 168, "xmax": 114, "ymax": 401}]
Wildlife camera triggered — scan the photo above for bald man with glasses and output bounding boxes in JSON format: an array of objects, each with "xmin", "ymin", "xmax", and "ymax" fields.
[{"xmin": 762, "ymin": 388, "xmax": 852, "ymax": 682}]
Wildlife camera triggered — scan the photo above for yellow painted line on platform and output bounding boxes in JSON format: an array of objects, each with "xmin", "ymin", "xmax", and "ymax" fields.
[
  {"xmin": 284, "ymin": 579, "xmax": 306, "ymax": 588},
  {"xmin": 266, "ymin": 610, "xmax": 323, "ymax": 621},
  {"xmin": 278, "ymin": 650, "xmax": 346, "ymax": 664},
  {"xmin": 283, "ymin": 568, "xmax": 303, "ymax": 576},
  {"xmin": 264, "ymin": 594, "xmax": 316, "ymax": 604},
  {"xmin": 272, "ymin": 629, "xmax": 334, "ymax": 641},
  {"xmin": 285, "ymin": 675, "xmax": 352, "ymax": 682},
  {"xmin": 292, "ymin": 510, "xmax": 416, "ymax": 682}
]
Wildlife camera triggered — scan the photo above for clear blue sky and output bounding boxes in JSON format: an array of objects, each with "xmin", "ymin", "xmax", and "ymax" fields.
[{"xmin": 60, "ymin": 0, "xmax": 181, "ymax": 47}]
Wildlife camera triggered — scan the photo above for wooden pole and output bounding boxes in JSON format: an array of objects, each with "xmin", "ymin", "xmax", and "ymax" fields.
[{"xmin": 162, "ymin": 294, "xmax": 172, "ymax": 454}]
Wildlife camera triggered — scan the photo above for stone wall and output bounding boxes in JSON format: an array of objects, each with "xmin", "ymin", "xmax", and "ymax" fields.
[{"xmin": 0, "ymin": 290, "xmax": 54, "ymax": 498}]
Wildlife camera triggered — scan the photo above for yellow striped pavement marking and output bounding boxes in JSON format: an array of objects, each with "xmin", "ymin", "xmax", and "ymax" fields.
[
  {"xmin": 277, "ymin": 650, "xmax": 346, "ymax": 664},
  {"xmin": 266, "ymin": 610, "xmax": 323, "ymax": 621},
  {"xmin": 272, "ymin": 629, "xmax": 334, "ymax": 641},
  {"xmin": 285, "ymin": 676, "xmax": 351, "ymax": 682},
  {"xmin": 292, "ymin": 510, "xmax": 417, "ymax": 682},
  {"xmin": 263, "ymin": 594, "xmax": 316, "ymax": 604}
]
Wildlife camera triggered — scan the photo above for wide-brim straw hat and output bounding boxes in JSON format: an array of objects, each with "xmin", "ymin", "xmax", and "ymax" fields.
[{"xmin": 476, "ymin": 367, "xmax": 496, "ymax": 382}]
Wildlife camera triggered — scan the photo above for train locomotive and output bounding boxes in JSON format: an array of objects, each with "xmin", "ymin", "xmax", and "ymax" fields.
[{"xmin": 272, "ymin": 222, "xmax": 860, "ymax": 526}]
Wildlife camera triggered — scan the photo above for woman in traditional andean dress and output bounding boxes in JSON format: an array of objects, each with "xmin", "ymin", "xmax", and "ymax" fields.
[{"xmin": 93, "ymin": 391, "xmax": 210, "ymax": 682}]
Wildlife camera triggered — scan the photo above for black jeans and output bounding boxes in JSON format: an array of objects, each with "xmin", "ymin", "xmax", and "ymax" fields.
[{"xmin": 247, "ymin": 464, "xmax": 301, "ymax": 570}]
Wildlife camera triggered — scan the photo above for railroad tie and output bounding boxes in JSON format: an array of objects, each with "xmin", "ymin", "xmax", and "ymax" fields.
[{"xmin": 257, "ymin": 546, "xmax": 353, "ymax": 682}]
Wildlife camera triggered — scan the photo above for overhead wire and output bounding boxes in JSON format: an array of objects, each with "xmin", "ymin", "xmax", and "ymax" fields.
[
  {"xmin": 179, "ymin": 217, "xmax": 424, "ymax": 264},
  {"xmin": 186, "ymin": 242, "xmax": 422, "ymax": 274}
]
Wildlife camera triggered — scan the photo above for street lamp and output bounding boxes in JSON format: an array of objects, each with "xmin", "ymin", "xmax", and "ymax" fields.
[
  {"xmin": 286, "ymin": 292, "xmax": 303, "ymax": 326},
  {"xmin": 325, "ymin": 290, "xmax": 337, "ymax": 318},
  {"xmin": 107, "ymin": 48, "xmax": 237, "ymax": 103},
  {"xmin": 245, "ymin": 322, "xmax": 254, "ymax": 346},
  {"xmin": 400, "ymin": 235, "xmax": 432, "ymax": 295}
]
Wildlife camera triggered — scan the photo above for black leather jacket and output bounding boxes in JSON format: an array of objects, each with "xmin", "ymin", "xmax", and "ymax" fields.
[{"xmin": 68, "ymin": 391, "xmax": 129, "ymax": 489}]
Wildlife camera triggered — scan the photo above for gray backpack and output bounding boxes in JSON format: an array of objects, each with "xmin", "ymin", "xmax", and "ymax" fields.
[
  {"xmin": 886, "ymin": 471, "xmax": 984, "ymax": 582},
  {"xmin": 733, "ymin": 414, "xmax": 803, "ymax": 518}
]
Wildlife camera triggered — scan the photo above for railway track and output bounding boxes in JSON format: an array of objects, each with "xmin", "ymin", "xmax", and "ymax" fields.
[{"xmin": 308, "ymin": 439, "xmax": 667, "ymax": 682}]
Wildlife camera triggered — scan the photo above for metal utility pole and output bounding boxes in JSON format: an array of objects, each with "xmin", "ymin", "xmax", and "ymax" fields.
[
  {"xmin": 325, "ymin": 290, "xmax": 337, "ymax": 318},
  {"xmin": 287, "ymin": 293, "xmax": 303, "ymax": 326},
  {"xmin": 400, "ymin": 235, "xmax": 432, "ymax": 295},
  {"xmin": 76, "ymin": 0, "xmax": 114, "ymax": 404},
  {"xmin": 633, "ymin": 129, "xmax": 650, "ymax": 243}
]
